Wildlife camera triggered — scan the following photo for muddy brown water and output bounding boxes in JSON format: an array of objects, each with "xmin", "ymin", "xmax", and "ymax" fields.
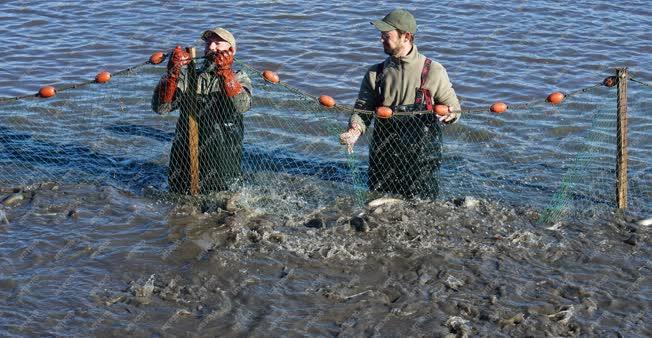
[{"xmin": 0, "ymin": 183, "xmax": 648, "ymax": 337}]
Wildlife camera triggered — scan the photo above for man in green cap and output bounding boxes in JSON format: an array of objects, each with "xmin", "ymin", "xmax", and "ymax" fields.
[
  {"xmin": 340, "ymin": 8, "xmax": 461, "ymax": 199},
  {"xmin": 152, "ymin": 27, "xmax": 253, "ymax": 194}
]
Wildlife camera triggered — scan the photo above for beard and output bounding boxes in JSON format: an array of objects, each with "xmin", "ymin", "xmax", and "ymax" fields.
[
  {"xmin": 205, "ymin": 50, "xmax": 217, "ymax": 61},
  {"xmin": 383, "ymin": 42, "xmax": 404, "ymax": 56}
]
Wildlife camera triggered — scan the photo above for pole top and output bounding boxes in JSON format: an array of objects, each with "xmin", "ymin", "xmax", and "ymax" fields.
[{"xmin": 186, "ymin": 47, "xmax": 197, "ymax": 59}]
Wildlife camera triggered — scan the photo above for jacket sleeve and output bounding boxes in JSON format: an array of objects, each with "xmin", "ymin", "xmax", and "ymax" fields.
[
  {"xmin": 151, "ymin": 80, "xmax": 171, "ymax": 113},
  {"xmin": 350, "ymin": 65, "xmax": 379, "ymax": 134},
  {"xmin": 428, "ymin": 62, "xmax": 461, "ymax": 122},
  {"xmin": 230, "ymin": 70, "xmax": 252, "ymax": 114}
]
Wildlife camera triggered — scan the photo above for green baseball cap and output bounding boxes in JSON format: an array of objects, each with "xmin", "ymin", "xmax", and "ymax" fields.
[{"xmin": 371, "ymin": 9, "xmax": 417, "ymax": 33}]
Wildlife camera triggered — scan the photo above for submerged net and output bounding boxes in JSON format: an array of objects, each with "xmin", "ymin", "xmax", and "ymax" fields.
[{"xmin": 0, "ymin": 52, "xmax": 650, "ymax": 220}]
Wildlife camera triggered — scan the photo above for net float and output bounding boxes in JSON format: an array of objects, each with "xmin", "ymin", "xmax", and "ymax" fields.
[
  {"xmin": 546, "ymin": 91, "xmax": 565, "ymax": 105},
  {"xmin": 319, "ymin": 95, "xmax": 335, "ymax": 108},
  {"xmin": 262, "ymin": 70, "xmax": 279, "ymax": 84},
  {"xmin": 602, "ymin": 76, "xmax": 617, "ymax": 87},
  {"xmin": 490, "ymin": 102, "xmax": 508, "ymax": 113},
  {"xmin": 95, "ymin": 71, "xmax": 111, "ymax": 84},
  {"xmin": 149, "ymin": 51, "xmax": 165, "ymax": 65},
  {"xmin": 38, "ymin": 86, "xmax": 56, "ymax": 98},
  {"xmin": 434, "ymin": 104, "xmax": 450, "ymax": 116},
  {"xmin": 375, "ymin": 106, "xmax": 393, "ymax": 119}
]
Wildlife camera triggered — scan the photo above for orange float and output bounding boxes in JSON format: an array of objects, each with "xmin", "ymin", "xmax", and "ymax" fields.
[
  {"xmin": 95, "ymin": 71, "xmax": 111, "ymax": 84},
  {"xmin": 546, "ymin": 91, "xmax": 565, "ymax": 105},
  {"xmin": 262, "ymin": 70, "xmax": 280, "ymax": 84},
  {"xmin": 375, "ymin": 106, "xmax": 393, "ymax": 119},
  {"xmin": 38, "ymin": 86, "xmax": 56, "ymax": 98},
  {"xmin": 602, "ymin": 76, "xmax": 617, "ymax": 87},
  {"xmin": 490, "ymin": 102, "xmax": 508, "ymax": 113},
  {"xmin": 434, "ymin": 104, "xmax": 450, "ymax": 116},
  {"xmin": 319, "ymin": 95, "xmax": 336, "ymax": 108},
  {"xmin": 149, "ymin": 51, "xmax": 165, "ymax": 65}
]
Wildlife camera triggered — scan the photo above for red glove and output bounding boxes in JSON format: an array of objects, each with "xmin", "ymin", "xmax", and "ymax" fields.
[
  {"xmin": 156, "ymin": 46, "xmax": 190, "ymax": 114},
  {"xmin": 213, "ymin": 47, "xmax": 243, "ymax": 97},
  {"xmin": 213, "ymin": 47, "xmax": 235, "ymax": 71},
  {"xmin": 166, "ymin": 45, "xmax": 191, "ymax": 78}
]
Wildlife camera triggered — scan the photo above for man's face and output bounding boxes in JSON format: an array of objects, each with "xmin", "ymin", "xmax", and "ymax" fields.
[
  {"xmin": 380, "ymin": 30, "xmax": 409, "ymax": 56},
  {"xmin": 204, "ymin": 34, "xmax": 232, "ymax": 56}
]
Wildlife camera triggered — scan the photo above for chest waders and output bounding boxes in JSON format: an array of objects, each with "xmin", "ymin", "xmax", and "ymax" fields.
[
  {"xmin": 368, "ymin": 58, "xmax": 443, "ymax": 199},
  {"xmin": 168, "ymin": 71, "xmax": 244, "ymax": 194}
]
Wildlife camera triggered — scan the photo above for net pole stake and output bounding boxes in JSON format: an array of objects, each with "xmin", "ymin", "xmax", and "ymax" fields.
[
  {"xmin": 187, "ymin": 47, "xmax": 200, "ymax": 196},
  {"xmin": 615, "ymin": 67, "xmax": 628, "ymax": 209}
]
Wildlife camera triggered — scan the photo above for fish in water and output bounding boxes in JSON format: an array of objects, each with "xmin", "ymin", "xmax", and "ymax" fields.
[
  {"xmin": 1, "ymin": 192, "xmax": 24, "ymax": 206},
  {"xmin": 367, "ymin": 197, "xmax": 403, "ymax": 208},
  {"xmin": 0, "ymin": 209, "xmax": 8, "ymax": 224},
  {"xmin": 638, "ymin": 218, "xmax": 652, "ymax": 227}
]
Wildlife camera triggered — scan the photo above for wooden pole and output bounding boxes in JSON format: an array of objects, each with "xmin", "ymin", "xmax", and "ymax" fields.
[
  {"xmin": 187, "ymin": 47, "xmax": 200, "ymax": 196},
  {"xmin": 616, "ymin": 67, "xmax": 628, "ymax": 209}
]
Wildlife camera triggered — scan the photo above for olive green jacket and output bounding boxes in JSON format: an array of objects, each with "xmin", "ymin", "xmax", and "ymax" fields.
[{"xmin": 350, "ymin": 44, "xmax": 460, "ymax": 133}]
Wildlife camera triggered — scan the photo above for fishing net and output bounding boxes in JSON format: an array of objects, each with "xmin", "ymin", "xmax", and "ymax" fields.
[{"xmin": 0, "ymin": 51, "xmax": 649, "ymax": 220}]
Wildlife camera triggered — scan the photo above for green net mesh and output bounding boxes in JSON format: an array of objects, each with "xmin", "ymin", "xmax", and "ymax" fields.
[{"xmin": 0, "ymin": 55, "xmax": 650, "ymax": 220}]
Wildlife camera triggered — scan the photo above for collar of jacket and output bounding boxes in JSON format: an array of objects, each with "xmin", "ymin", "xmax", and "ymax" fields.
[{"xmin": 389, "ymin": 44, "xmax": 419, "ymax": 65}]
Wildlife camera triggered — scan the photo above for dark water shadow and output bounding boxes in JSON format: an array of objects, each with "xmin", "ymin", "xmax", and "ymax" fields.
[
  {"xmin": 105, "ymin": 124, "xmax": 175, "ymax": 143},
  {"xmin": 0, "ymin": 124, "xmax": 167, "ymax": 191}
]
